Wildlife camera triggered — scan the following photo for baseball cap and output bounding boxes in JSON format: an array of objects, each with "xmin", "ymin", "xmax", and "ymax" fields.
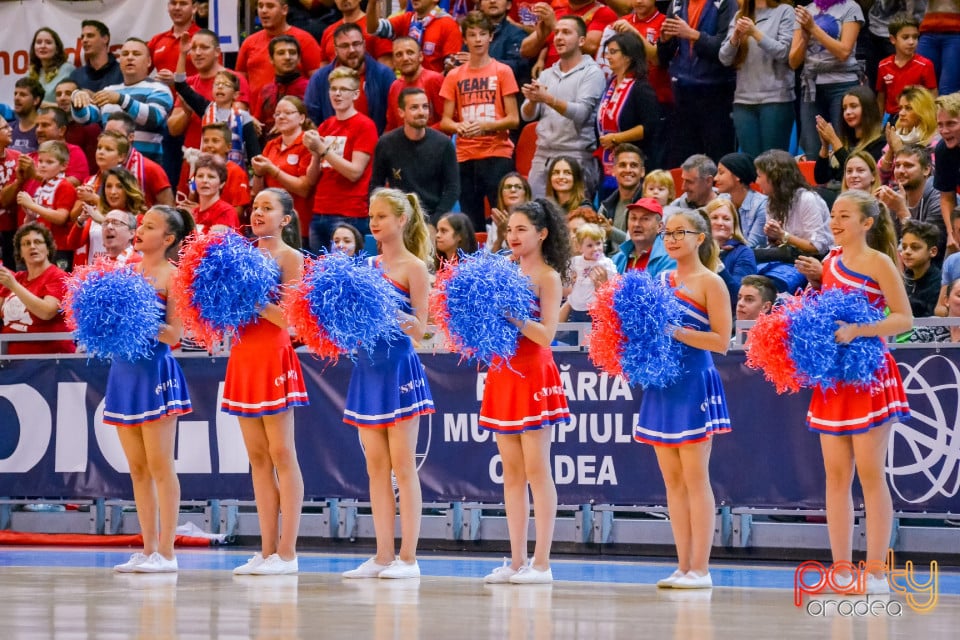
[{"xmin": 625, "ymin": 197, "xmax": 664, "ymax": 216}]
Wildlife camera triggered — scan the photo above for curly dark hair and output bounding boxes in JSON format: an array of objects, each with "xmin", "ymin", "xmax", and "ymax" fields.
[
  {"xmin": 754, "ymin": 150, "xmax": 812, "ymax": 224},
  {"xmin": 13, "ymin": 222, "xmax": 56, "ymax": 266},
  {"xmin": 513, "ymin": 198, "xmax": 572, "ymax": 284}
]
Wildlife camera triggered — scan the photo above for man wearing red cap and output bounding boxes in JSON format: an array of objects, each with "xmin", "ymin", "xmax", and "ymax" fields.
[{"xmin": 612, "ymin": 196, "xmax": 676, "ymax": 276}]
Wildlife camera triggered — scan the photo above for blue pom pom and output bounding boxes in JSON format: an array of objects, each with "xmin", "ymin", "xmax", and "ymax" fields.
[
  {"xmin": 787, "ymin": 288, "xmax": 887, "ymax": 389},
  {"xmin": 191, "ymin": 232, "xmax": 280, "ymax": 334},
  {"xmin": 612, "ymin": 271, "xmax": 685, "ymax": 389},
  {"xmin": 299, "ymin": 251, "xmax": 404, "ymax": 356},
  {"xmin": 440, "ymin": 252, "xmax": 535, "ymax": 366},
  {"xmin": 67, "ymin": 267, "xmax": 161, "ymax": 361}
]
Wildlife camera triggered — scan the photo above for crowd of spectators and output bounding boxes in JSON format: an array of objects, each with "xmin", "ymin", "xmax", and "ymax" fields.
[{"xmin": 1, "ymin": 0, "xmax": 959, "ymax": 353}]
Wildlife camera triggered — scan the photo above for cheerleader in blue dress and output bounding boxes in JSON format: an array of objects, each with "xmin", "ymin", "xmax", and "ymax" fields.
[
  {"xmin": 636, "ymin": 208, "xmax": 732, "ymax": 590},
  {"xmin": 105, "ymin": 205, "xmax": 194, "ymax": 574},
  {"xmin": 341, "ymin": 188, "xmax": 434, "ymax": 580}
]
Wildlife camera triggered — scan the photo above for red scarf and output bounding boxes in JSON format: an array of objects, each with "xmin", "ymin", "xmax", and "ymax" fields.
[{"xmin": 597, "ymin": 75, "xmax": 635, "ymax": 176}]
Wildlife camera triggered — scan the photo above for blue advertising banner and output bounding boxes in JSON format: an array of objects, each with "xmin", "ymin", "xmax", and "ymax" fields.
[{"xmin": 0, "ymin": 349, "xmax": 957, "ymax": 511}]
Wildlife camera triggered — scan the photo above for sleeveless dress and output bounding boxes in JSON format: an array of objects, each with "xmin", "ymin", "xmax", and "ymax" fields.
[
  {"xmin": 479, "ymin": 297, "xmax": 571, "ymax": 434},
  {"xmin": 634, "ymin": 272, "xmax": 731, "ymax": 446},
  {"xmin": 343, "ymin": 262, "xmax": 434, "ymax": 428},
  {"xmin": 102, "ymin": 294, "xmax": 192, "ymax": 427},
  {"xmin": 806, "ymin": 248, "xmax": 910, "ymax": 435},
  {"xmin": 221, "ymin": 317, "xmax": 309, "ymax": 417}
]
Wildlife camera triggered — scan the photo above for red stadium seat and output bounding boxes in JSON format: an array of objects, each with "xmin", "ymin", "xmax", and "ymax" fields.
[
  {"xmin": 798, "ymin": 160, "xmax": 817, "ymax": 186},
  {"xmin": 515, "ymin": 122, "xmax": 538, "ymax": 179}
]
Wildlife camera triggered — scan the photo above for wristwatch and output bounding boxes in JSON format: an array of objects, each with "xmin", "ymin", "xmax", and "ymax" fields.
[{"xmin": 780, "ymin": 231, "xmax": 790, "ymax": 247}]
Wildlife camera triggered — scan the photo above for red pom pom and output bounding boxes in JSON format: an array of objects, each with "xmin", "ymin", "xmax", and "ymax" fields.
[
  {"xmin": 429, "ymin": 265, "xmax": 465, "ymax": 355},
  {"xmin": 171, "ymin": 232, "xmax": 222, "ymax": 350},
  {"xmin": 745, "ymin": 298, "xmax": 802, "ymax": 394},
  {"xmin": 587, "ymin": 278, "xmax": 625, "ymax": 378},
  {"xmin": 282, "ymin": 256, "xmax": 344, "ymax": 362}
]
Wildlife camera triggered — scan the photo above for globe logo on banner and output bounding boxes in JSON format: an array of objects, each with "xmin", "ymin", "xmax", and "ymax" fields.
[{"xmin": 888, "ymin": 355, "xmax": 960, "ymax": 503}]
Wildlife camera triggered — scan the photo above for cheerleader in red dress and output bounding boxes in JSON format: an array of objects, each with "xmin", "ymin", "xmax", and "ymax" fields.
[
  {"xmin": 479, "ymin": 199, "xmax": 572, "ymax": 585},
  {"xmin": 340, "ymin": 189, "xmax": 434, "ymax": 580},
  {"xmin": 223, "ymin": 188, "xmax": 308, "ymax": 576},
  {"xmin": 806, "ymin": 190, "xmax": 912, "ymax": 595},
  {"xmin": 109, "ymin": 205, "xmax": 194, "ymax": 574}
]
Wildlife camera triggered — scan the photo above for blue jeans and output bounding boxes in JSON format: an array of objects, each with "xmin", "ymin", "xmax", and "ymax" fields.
[
  {"xmin": 732, "ymin": 102, "xmax": 795, "ymax": 158},
  {"xmin": 309, "ymin": 214, "xmax": 370, "ymax": 256},
  {"xmin": 799, "ymin": 81, "xmax": 859, "ymax": 159},
  {"xmin": 918, "ymin": 31, "xmax": 960, "ymax": 95}
]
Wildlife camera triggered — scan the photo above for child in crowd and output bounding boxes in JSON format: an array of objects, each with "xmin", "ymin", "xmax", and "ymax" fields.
[
  {"xmin": 330, "ymin": 222, "xmax": 364, "ymax": 257},
  {"xmin": 16, "ymin": 140, "xmax": 77, "ymax": 270},
  {"xmin": 642, "ymin": 169, "xmax": 675, "ymax": 208},
  {"xmin": 900, "ymin": 219, "xmax": 941, "ymax": 318},
  {"xmin": 561, "ymin": 223, "xmax": 617, "ymax": 323},
  {"xmin": 875, "ymin": 13, "xmax": 938, "ymax": 118}
]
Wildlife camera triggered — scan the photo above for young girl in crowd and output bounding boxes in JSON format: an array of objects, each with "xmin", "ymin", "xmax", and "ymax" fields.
[
  {"xmin": 105, "ymin": 206, "xmax": 194, "ymax": 573},
  {"xmin": 642, "ymin": 170, "xmax": 676, "ymax": 208},
  {"xmin": 479, "ymin": 198, "xmax": 572, "ymax": 585},
  {"xmin": 636, "ymin": 208, "xmax": 731, "ymax": 589},
  {"xmin": 223, "ymin": 188, "xmax": 308, "ymax": 576},
  {"xmin": 561, "ymin": 222, "xmax": 617, "ymax": 322},
  {"xmin": 545, "ymin": 156, "xmax": 592, "ymax": 216},
  {"xmin": 434, "ymin": 212, "xmax": 478, "ymax": 272},
  {"xmin": 330, "ymin": 222, "xmax": 364, "ymax": 257},
  {"xmin": 489, "ymin": 173, "xmax": 532, "ymax": 252},
  {"xmin": 341, "ymin": 188, "xmax": 434, "ymax": 580},
  {"xmin": 806, "ymin": 190, "xmax": 912, "ymax": 594}
]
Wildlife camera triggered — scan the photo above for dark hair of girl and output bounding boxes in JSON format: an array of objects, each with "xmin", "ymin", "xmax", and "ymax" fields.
[
  {"xmin": 331, "ymin": 222, "xmax": 365, "ymax": 255},
  {"xmin": 513, "ymin": 198, "xmax": 572, "ymax": 283},
  {"xmin": 608, "ymin": 31, "xmax": 647, "ymax": 79},
  {"xmin": 839, "ymin": 86, "xmax": 884, "ymax": 152},
  {"xmin": 754, "ymin": 150, "xmax": 812, "ymax": 224},
  {"xmin": 433, "ymin": 212, "xmax": 478, "ymax": 271},
  {"xmin": 150, "ymin": 205, "xmax": 196, "ymax": 260},
  {"xmin": 260, "ymin": 187, "xmax": 302, "ymax": 250}
]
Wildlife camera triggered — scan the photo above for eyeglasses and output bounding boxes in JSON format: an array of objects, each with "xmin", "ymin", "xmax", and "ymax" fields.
[
  {"xmin": 503, "ymin": 184, "xmax": 526, "ymax": 191},
  {"xmin": 213, "ymin": 82, "xmax": 235, "ymax": 89},
  {"xmin": 329, "ymin": 86, "xmax": 358, "ymax": 95},
  {"xmin": 103, "ymin": 219, "xmax": 134, "ymax": 229},
  {"xmin": 605, "ymin": 47, "xmax": 621, "ymax": 55},
  {"xmin": 334, "ymin": 41, "xmax": 364, "ymax": 51},
  {"xmin": 659, "ymin": 229, "xmax": 701, "ymax": 242}
]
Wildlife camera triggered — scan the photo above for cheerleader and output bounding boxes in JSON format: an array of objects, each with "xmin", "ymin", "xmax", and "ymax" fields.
[
  {"xmin": 807, "ymin": 190, "xmax": 912, "ymax": 594},
  {"xmin": 480, "ymin": 199, "xmax": 572, "ymax": 585},
  {"xmin": 341, "ymin": 188, "xmax": 434, "ymax": 580},
  {"xmin": 106, "ymin": 205, "xmax": 194, "ymax": 573},
  {"xmin": 223, "ymin": 188, "xmax": 309, "ymax": 576},
  {"xmin": 636, "ymin": 208, "xmax": 732, "ymax": 590}
]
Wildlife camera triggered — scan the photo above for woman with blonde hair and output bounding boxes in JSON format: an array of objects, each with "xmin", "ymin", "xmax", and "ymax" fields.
[
  {"xmin": 878, "ymin": 85, "xmax": 940, "ymax": 184},
  {"xmin": 342, "ymin": 188, "xmax": 434, "ymax": 580},
  {"xmin": 705, "ymin": 198, "xmax": 757, "ymax": 312}
]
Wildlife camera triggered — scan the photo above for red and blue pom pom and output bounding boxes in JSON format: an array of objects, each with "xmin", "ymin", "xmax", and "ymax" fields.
[
  {"xmin": 430, "ymin": 252, "xmax": 534, "ymax": 366},
  {"xmin": 589, "ymin": 271, "xmax": 684, "ymax": 389},
  {"xmin": 64, "ymin": 264, "xmax": 161, "ymax": 361},
  {"xmin": 787, "ymin": 288, "xmax": 887, "ymax": 389},
  {"xmin": 284, "ymin": 251, "xmax": 402, "ymax": 360},
  {"xmin": 746, "ymin": 288, "xmax": 887, "ymax": 392},
  {"xmin": 745, "ymin": 297, "xmax": 803, "ymax": 394},
  {"xmin": 173, "ymin": 231, "xmax": 280, "ymax": 349}
]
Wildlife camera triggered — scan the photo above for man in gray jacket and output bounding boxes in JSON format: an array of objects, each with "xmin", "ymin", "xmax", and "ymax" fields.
[{"xmin": 519, "ymin": 15, "xmax": 606, "ymax": 199}]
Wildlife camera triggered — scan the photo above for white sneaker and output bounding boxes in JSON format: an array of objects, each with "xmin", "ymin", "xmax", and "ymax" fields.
[
  {"xmin": 656, "ymin": 569, "xmax": 686, "ymax": 588},
  {"xmin": 672, "ymin": 571, "xmax": 712, "ymax": 589},
  {"xmin": 509, "ymin": 565, "xmax": 553, "ymax": 584},
  {"xmin": 114, "ymin": 552, "xmax": 149, "ymax": 573},
  {"xmin": 250, "ymin": 554, "xmax": 298, "ymax": 575},
  {"xmin": 379, "ymin": 559, "xmax": 420, "ymax": 579},
  {"xmin": 342, "ymin": 557, "xmax": 391, "ymax": 579},
  {"xmin": 865, "ymin": 574, "xmax": 890, "ymax": 595},
  {"xmin": 132, "ymin": 552, "xmax": 178, "ymax": 573},
  {"xmin": 483, "ymin": 559, "xmax": 519, "ymax": 584},
  {"xmin": 233, "ymin": 553, "xmax": 266, "ymax": 575}
]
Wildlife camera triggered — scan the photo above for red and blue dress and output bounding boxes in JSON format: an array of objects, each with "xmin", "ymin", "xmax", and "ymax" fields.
[
  {"xmin": 479, "ymin": 298, "xmax": 571, "ymax": 434},
  {"xmin": 103, "ymin": 294, "xmax": 192, "ymax": 427},
  {"xmin": 806, "ymin": 248, "xmax": 910, "ymax": 435},
  {"xmin": 634, "ymin": 272, "xmax": 731, "ymax": 446},
  {"xmin": 343, "ymin": 262, "xmax": 434, "ymax": 428}
]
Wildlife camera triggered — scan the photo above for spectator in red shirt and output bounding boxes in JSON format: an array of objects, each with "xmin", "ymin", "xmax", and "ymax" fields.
[
  {"xmin": 875, "ymin": 13, "xmax": 938, "ymax": 116},
  {"xmin": 0, "ymin": 222, "xmax": 75, "ymax": 355},
  {"xmin": 237, "ymin": 0, "xmax": 324, "ymax": 99},
  {"xmin": 179, "ymin": 123, "xmax": 252, "ymax": 225},
  {"xmin": 187, "ymin": 153, "xmax": 241, "ymax": 234},
  {"xmin": 367, "ymin": 0, "xmax": 465, "ymax": 73},
  {"xmin": 303, "ymin": 67, "xmax": 378, "ymax": 250},
  {"xmin": 16, "ymin": 140, "xmax": 78, "ymax": 270},
  {"xmin": 320, "ymin": 0, "xmax": 393, "ymax": 65},
  {"xmin": 148, "ymin": 0, "xmax": 201, "ymax": 75},
  {"xmin": 386, "ymin": 37, "xmax": 446, "ymax": 131},
  {"xmin": 252, "ymin": 35, "xmax": 310, "ymax": 145},
  {"xmin": 0, "ymin": 116, "xmax": 21, "ymax": 270}
]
